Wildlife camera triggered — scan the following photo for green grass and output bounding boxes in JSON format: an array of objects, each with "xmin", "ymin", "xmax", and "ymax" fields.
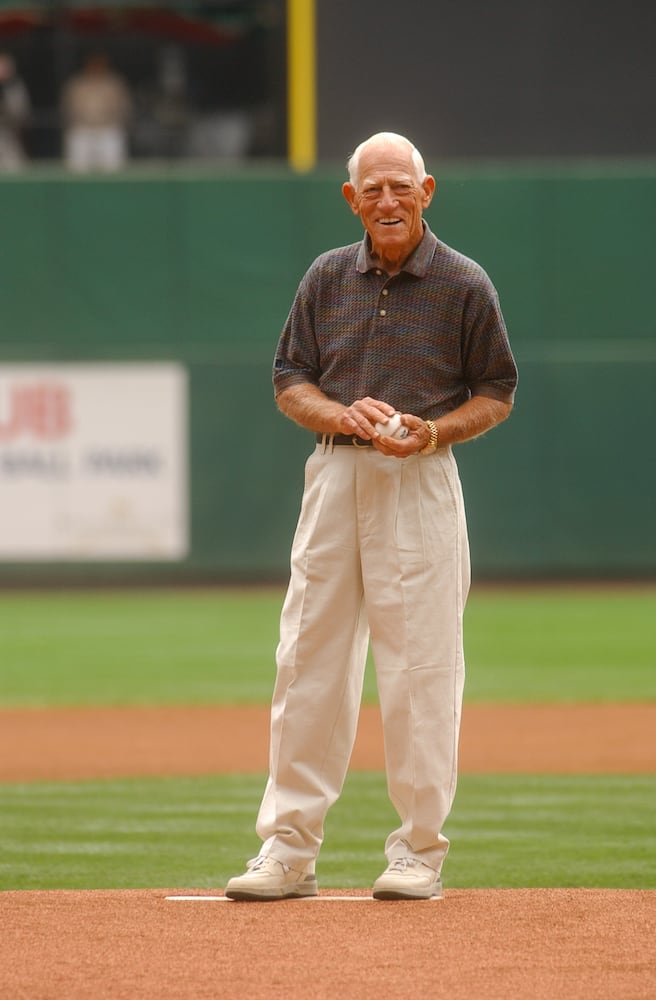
[
  {"xmin": 0, "ymin": 588, "xmax": 282, "ymax": 706},
  {"xmin": 1, "ymin": 772, "xmax": 654, "ymax": 892},
  {"xmin": 464, "ymin": 587, "xmax": 656, "ymax": 702},
  {"xmin": 1, "ymin": 586, "xmax": 653, "ymax": 895},
  {"xmin": 0, "ymin": 585, "xmax": 654, "ymax": 706}
]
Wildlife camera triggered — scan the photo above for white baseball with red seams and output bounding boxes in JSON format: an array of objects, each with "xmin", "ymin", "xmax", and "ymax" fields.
[{"xmin": 374, "ymin": 412, "xmax": 408, "ymax": 439}]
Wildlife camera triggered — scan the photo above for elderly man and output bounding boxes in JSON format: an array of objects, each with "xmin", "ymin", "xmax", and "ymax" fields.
[{"xmin": 226, "ymin": 132, "xmax": 518, "ymax": 901}]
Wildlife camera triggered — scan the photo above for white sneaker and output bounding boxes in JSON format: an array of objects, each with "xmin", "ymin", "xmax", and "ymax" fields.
[
  {"xmin": 372, "ymin": 858, "xmax": 443, "ymax": 900},
  {"xmin": 225, "ymin": 855, "xmax": 318, "ymax": 901}
]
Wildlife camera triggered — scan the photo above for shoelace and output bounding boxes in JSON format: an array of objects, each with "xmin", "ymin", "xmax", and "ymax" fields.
[
  {"xmin": 247, "ymin": 855, "xmax": 290, "ymax": 874},
  {"xmin": 387, "ymin": 858, "xmax": 418, "ymax": 873}
]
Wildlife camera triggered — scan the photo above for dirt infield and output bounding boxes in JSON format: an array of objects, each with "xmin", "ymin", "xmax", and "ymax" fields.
[
  {"xmin": 2, "ymin": 703, "xmax": 655, "ymax": 999},
  {"xmin": 2, "ymin": 701, "xmax": 656, "ymax": 781},
  {"xmin": 3, "ymin": 888, "xmax": 655, "ymax": 1000}
]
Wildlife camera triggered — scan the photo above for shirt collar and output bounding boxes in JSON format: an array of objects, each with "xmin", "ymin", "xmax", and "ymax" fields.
[{"xmin": 356, "ymin": 222, "xmax": 437, "ymax": 277}]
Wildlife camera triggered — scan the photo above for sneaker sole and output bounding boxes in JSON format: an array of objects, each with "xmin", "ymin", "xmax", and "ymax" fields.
[
  {"xmin": 372, "ymin": 888, "xmax": 443, "ymax": 900},
  {"xmin": 225, "ymin": 882, "xmax": 318, "ymax": 902}
]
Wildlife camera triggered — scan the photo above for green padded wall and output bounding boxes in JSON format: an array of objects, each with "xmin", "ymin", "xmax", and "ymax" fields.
[{"xmin": 1, "ymin": 164, "xmax": 654, "ymax": 581}]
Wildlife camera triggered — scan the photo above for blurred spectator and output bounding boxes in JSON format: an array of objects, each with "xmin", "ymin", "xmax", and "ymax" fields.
[
  {"xmin": 134, "ymin": 45, "xmax": 191, "ymax": 159},
  {"xmin": 60, "ymin": 52, "xmax": 133, "ymax": 172},
  {"xmin": 187, "ymin": 109, "xmax": 253, "ymax": 162},
  {"xmin": 0, "ymin": 52, "xmax": 31, "ymax": 171}
]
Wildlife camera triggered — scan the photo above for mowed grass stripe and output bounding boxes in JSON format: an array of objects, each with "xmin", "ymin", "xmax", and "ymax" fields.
[
  {"xmin": 1, "ymin": 773, "xmax": 654, "ymax": 891},
  {"xmin": 1, "ymin": 586, "xmax": 654, "ymax": 706}
]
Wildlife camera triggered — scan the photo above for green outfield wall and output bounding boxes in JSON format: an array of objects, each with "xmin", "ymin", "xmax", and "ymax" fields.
[{"xmin": 1, "ymin": 164, "xmax": 654, "ymax": 581}]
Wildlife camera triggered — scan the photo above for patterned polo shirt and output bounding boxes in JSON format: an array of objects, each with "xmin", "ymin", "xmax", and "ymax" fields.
[{"xmin": 273, "ymin": 223, "xmax": 517, "ymax": 420}]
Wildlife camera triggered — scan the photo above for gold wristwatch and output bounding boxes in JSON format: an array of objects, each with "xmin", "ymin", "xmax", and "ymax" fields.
[{"xmin": 419, "ymin": 419, "xmax": 439, "ymax": 455}]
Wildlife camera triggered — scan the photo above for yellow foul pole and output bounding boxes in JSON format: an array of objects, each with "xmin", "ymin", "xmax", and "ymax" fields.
[{"xmin": 287, "ymin": 0, "xmax": 317, "ymax": 172}]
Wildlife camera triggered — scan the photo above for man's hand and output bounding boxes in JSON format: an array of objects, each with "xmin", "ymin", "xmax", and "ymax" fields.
[
  {"xmin": 372, "ymin": 413, "xmax": 429, "ymax": 456},
  {"xmin": 276, "ymin": 385, "xmax": 398, "ymax": 438},
  {"xmin": 375, "ymin": 397, "xmax": 514, "ymax": 458},
  {"xmin": 338, "ymin": 397, "xmax": 397, "ymax": 440}
]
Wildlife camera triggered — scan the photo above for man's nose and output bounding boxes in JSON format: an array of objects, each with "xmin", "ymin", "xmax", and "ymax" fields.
[{"xmin": 379, "ymin": 185, "xmax": 398, "ymax": 207}]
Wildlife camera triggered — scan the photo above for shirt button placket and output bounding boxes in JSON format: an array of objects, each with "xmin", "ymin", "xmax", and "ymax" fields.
[{"xmin": 379, "ymin": 286, "xmax": 389, "ymax": 317}]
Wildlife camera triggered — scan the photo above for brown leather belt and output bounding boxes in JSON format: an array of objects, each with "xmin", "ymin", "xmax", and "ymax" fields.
[{"xmin": 316, "ymin": 433, "xmax": 373, "ymax": 447}]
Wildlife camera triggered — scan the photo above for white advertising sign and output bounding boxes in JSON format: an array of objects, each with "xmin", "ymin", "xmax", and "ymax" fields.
[{"xmin": 0, "ymin": 363, "xmax": 188, "ymax": 560}]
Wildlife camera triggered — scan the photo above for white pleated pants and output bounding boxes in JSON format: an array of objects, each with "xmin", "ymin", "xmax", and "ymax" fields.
[{"xmin": 256, "ymin": 442, "xmax": 470, "ymax": 874}]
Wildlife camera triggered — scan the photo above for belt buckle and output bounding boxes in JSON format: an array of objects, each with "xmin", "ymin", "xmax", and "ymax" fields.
[{"xmin": 352, "ymin": 435, "xmax": 368, "ymax": 448}]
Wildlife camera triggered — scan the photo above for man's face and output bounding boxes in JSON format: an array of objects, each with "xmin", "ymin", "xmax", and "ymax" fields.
[{"xmin": 342, "ymin": 141, "xmax": 435, "ymax": 270}]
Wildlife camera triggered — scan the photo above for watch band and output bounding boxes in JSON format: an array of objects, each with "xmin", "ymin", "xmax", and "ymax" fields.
[{"xmin": 419, "ymin": 419, "xmax": 439, "ymax": 455}]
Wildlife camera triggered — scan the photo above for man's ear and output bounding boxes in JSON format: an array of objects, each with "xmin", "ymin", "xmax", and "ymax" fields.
[
  {"xmin": 342, "ymin": 182, "xmax": 360, "ymax": 215},
  {"xmin": 422, "ymin": 175, "xmax": 436, "ymax": 208}
]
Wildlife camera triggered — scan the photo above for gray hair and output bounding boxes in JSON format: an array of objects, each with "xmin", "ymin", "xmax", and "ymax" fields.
[{"xmin": 347, "ymin": 132, "xmax": 427, "ymax": 189}]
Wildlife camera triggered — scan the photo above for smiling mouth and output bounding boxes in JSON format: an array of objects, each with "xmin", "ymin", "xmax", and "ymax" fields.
[{"xmin": 378, "ymin": 218, "xmax": 402, "ymax": 226}]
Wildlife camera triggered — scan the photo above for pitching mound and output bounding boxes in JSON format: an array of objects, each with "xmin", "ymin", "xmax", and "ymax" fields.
[{"xmin": 3, "ymin": 887, "xmax": 655, "ymax": 999}]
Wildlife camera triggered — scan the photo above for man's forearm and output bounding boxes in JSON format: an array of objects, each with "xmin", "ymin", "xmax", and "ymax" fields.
[
  {"xmin": 434, "ymin": 395, "xmax": 513, "ymax": 447},
  {"xmin": 276, "ymin": 383, "xmax": 513, "ymax": 449},
  {"xmin": 276, "ymin": 383, "xmax": 346, "ymax": 434}
]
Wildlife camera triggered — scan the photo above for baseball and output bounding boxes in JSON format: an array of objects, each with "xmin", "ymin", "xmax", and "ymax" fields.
[{"xmin": 375, "ymin": 412, "xmax": 408, "ymax": 440}]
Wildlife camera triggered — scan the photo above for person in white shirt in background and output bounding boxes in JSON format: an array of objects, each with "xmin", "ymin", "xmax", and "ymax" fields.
[
  {"xmin": 61, "ymin": 52, "xmax": 133, "ymax": 172},
  {"xmin": 0, "ymin": 52, "xmax": 31, "ymax": 171}
]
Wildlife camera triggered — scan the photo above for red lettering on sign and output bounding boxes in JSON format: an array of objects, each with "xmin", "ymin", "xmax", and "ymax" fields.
[{"xmin": 0, "ymin": 383, "xmax": 73, "ymax": 441}]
